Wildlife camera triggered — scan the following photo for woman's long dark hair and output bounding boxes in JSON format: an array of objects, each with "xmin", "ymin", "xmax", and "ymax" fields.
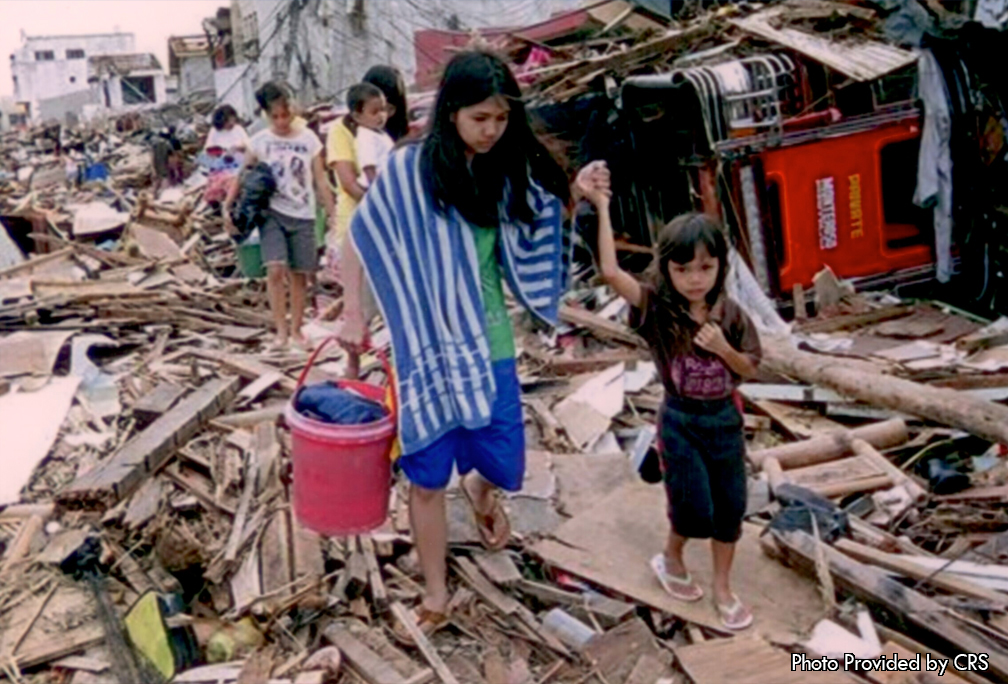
[
  {"xmin": 420, "ymin": 51, "xmax": 570, "ymax": 227},
  {"xmin": 648, "ymin": 213, "xmax": 729, "ymax": 355},
  {"xmin": 363, "ymin": 65, "xmax": 409, "ymax": 142}
]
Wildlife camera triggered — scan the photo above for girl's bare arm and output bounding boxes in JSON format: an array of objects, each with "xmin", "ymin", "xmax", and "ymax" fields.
[
  {"xmin": 594, "ymin": 195, "xmax": 643, "ymax": 308},
  {"xmin": 333, "ymin": 160, "xmax": 366, "ymax": 202}
]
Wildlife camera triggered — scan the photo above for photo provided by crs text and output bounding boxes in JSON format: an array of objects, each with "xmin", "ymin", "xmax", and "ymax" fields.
[{"xmin": 793, "ymin": 652, "xmax": 991, "ymax": 676}]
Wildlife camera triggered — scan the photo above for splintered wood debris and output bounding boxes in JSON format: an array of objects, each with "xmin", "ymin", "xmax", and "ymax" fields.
[{"xmin": 3, "ymin": 4, "xmax": 1008, "ymax": 684}]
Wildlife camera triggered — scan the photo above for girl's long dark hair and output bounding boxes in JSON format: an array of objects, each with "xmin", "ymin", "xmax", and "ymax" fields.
[
  {"xmin": 363, "ymin": 65, "xmax": 409, "ymax": 142},
  {"xmin": 648, "ymin": 213, "xmax": 729, "ymax": 355},
  {"xmin": 421, "ymin": 51, "xmax": 570, "ymax": 227}
]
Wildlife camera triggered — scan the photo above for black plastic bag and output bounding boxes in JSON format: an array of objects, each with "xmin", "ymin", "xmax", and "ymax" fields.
[
  {"xmin": 230, "ymin": 162, "xmax": 276, "ymax": 243},
  {"xmin": 769, "ymin": 483, "xmax": 850, "ymax": 543}
]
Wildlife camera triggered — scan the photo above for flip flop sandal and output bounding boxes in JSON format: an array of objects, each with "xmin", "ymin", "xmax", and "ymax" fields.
[
  {"xmin": 650, "ymin": 553, "xmax": 704, "ymax": 602},
  {"xmin": 391, "ymin": 605, "xmax": 450, "ymax": 647},
  {"xmin": 460, "ymin": 477, "xmax": 511, "ymax": 552},
  {"xmin": 716, "ymin": 594, "xmax": 754, "ymax": 631}
]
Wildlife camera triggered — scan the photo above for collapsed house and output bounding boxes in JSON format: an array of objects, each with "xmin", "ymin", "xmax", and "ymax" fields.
[{"xmin": 436, "ymin": 0, "xmax": 1008, "ymax": 317}]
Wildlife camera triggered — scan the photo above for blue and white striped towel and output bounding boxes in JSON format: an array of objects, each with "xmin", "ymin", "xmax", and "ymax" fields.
[{"xmin": 350, "ymin": 143, "xmax": 570, "ymax": 456}]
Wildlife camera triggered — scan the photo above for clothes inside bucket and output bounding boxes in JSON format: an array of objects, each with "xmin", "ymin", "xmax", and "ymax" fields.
[{"xmin": 294, "ymin": 383, "xmax": 389, "ymax": 425}]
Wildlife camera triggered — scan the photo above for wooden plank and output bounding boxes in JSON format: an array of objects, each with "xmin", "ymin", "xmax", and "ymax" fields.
[
  {"xmin": 786, "ymin": 455, "xmax": 886, "ymax": 489},
  {"xmin": 850, "ymin": 439, "xmax": 927, "ymax": 501},
  {"xmin": 260, "ymin": 508, "xmax": 293, "ymax": 602},
  {"xmin": 834, "ymin": 539, "xmax": 1008, "ymax": 608},
  {"xmin": 516, "ymin": 580, "xmax": 634, "ymax": 628},
  {"xmin": 772, "ymin": 529, "xmax": 1008, "ymax": 682},
  {"xmin": 237, "ymin": 373, "xmax": 283, "ymax": 406},
  {"xmin": 323, "ymin": 624, "xmax": 411, "ymax": 684},
  {"xmin": 131, "ymin": 382, "xmax": 186, "ymax": 422},
  {"xmin": 390, "ymin": 602, "xmax": 461, "ymax": 684},
  {"xmin": 749, "ymin": 399, "xmax": 844, "ymax": 440},
  {"xmin": 231, "ymin": 546, "xmax": 262, "ymax": 614},
  {"xmin": 584, "ymin": 619, "xmax": 671, "ymax": 684},
  {"xmin": 224, "ymin": 450, "xmax": 256, "ymax": 563},
  {"xmin": 0, "ymin": 515, "xmax": 45, "ymax": 578},
  {"xmin": 334, "ymin": 539, "xmax": 369, "ymax": 601},
  {"xmin": 475, "ymin": 551, "xmax": 523, "ymax": 587},
  {"xmin": 532, "ymin": 482, "xmax": 826, "ymax": 636},
  {"xmin": 675, "ymin": 635, "xmax": 853, "ymax": 684},
  {"xmin": 291, "ymin": 518, "xmax": 325, "ymax": 584},
  {"xmin": 187, "ymin": 349, "xmax": 297, "ymax": 393},
  {"xmin": 559, "ymin": 305, "xmax": 646, "ymax": 348},
  {"xmin": 795, "ymin": 305, "xmax": 916, "ymax": 334},
  {"xmin": 359, "ymin": 535, "xmax": 387, "ymax": 607},
  {"xmin": 162, "ymin": 462, "xmax": 238, "ymax": 516},
  {"xmin": 122, "ymin": 478, "xmax": 166, "ymax": 529},
  {"xmin": 2, "ymin": 584, "xmax": 105, "ymax": 670},
  {"xmin": 59, "ymin": 376, "xmax": 240, "ymax": 507},
  {"xmin": 453, "ymin": 557, "xmax": 522, "ymax": 615}
]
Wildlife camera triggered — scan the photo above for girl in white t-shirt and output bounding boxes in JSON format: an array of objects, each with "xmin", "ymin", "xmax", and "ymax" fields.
[{"xmin": 205, "ymin": 105, "xmax": 251, "ymax": 155}]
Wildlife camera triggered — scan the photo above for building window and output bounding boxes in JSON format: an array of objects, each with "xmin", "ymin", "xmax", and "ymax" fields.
[
  {"xmin": 35, "ymin": 50, "xmax": 55, "ymax": 61},
  {"xmin": 69, "ymin": 76, "xmax": 76, "ymax": 84},
  {"xmin": 66, "ymin": 49, "xmax": 85, "ymax": 60},
  {"xmin": 122, "ymin": 75, "xmax": 156, "ymax": 105}
]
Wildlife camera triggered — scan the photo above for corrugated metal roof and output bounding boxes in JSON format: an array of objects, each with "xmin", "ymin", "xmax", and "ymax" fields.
[{"xmin": 730, "ymin": 8, "xmax": 917, "ymax": 82}]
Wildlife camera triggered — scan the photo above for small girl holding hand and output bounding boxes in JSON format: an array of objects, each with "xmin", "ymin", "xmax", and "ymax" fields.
[{"xmin": 583, "ymin": 169, "xmax": 761, "ymax": 631}]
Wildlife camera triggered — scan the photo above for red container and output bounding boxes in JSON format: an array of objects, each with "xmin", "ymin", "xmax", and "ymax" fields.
[
  {"xmin": 286, "ymin": 340, "xmax": 396, "ymax": 536},
  {"xmin": 761, "ymin": 118, "xmax": 934, "ymax": 291}
]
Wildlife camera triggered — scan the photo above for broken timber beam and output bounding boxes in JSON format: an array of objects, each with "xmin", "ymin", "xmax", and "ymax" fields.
[
  {"xmin": 771, "ymin": 529, "xmax": 1008, "ymax": 682},
  {"xmin": 762, "ymin": 335, "xmax": 1008, "ymax": 447},
  {"xmin": 748, "ymin": 418, "xmax": 908, "ymax": 469},
  {"xmin": 560, "ymin": 305, "xmax": 646, "ymax": 348},
  {"xmin": 834, "ymin": 539, "xmax": 1008, "ymax": 609},
  {"xmin": 59, "ymin": 376, "xmax": 239, "ymax": 508},
  {"xmin": 187, "ymin": 349, "xmax": 298, "ymax": 394}
]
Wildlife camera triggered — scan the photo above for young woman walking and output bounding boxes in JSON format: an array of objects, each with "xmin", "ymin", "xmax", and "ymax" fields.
[{"xmin": 339, "ymin": 51, "xmax": 604, "ymax": 642}]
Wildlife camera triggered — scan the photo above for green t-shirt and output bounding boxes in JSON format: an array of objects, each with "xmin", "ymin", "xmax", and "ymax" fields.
[{"xmin": 472, "ymin": 225, "xmax": 516, "ymax": 361}]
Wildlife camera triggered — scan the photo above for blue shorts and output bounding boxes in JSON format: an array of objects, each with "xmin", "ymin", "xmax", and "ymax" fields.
[{"xmin": 398, "ymin": 358, "xmax": 525, "ymax": 492}]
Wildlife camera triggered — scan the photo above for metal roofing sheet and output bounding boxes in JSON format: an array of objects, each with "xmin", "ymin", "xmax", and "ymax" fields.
[{"xmin": 730, "ymin": 10, "xmax": 917, "ymax": 82}]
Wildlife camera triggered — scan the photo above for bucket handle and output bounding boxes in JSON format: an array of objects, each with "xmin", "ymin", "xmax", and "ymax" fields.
[{"xmin": 295, "ymin": 336, "xmax": 397, "ymax": 419}]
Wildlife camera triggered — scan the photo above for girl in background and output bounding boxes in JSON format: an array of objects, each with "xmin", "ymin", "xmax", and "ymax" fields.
[{"xmin": 224, "ymin": 82, "xmax": 335, "ymax": 351}]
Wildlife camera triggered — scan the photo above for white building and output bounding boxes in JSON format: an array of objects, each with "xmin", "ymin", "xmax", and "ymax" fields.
[
  {"xmin": 11, "ymin": 31, "xmax": 168, "ymax": 123},
  {"xmin": 11, "ymin": 31, "xmax": 135, "ymax": 121},
  {"xmin": 222, "ymin": 0, "xmax": 583, "ymax": 117},
  {"xmin": 88, "ymin": 54, "xmax": 168, "ymax": 111}
]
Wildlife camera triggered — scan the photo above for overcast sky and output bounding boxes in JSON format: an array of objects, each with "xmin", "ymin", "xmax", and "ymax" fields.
[{"xmin": 0, "ymin": 0, "xmax": 229, "ymax": 98}]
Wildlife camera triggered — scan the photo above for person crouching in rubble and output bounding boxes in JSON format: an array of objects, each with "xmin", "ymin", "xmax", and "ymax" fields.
[
  {"xmin": 224, "ymin": 82, "xmax": 335, "ymax": 351},
  {"xmin": 338, "ymin": 51, "xmax": 606, "ymax": 644},
  {"xmin": 589, "ymin": 197, "xmax": 762, "ymax": 631}
]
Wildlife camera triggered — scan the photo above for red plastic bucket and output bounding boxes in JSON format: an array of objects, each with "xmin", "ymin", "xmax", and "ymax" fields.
[{"xmin": 286, "ymin": 338, "xmax": 396, "ymax": 536}]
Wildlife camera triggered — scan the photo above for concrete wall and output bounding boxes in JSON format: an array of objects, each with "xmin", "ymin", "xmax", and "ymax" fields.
[
  {"xmin": 11, "ymin": 32, "xmax": 136, "ymax": 120},
  {"xmin": 180, "ymin": 55, "xmax": 215, "ymax": 97},
  {"xmin": 37, "ymin": 88, "xmax": 101, "ymax": 124},
  {"xmin": 214, "ymin": 64, "xmax": 256, "ymax": 119},
  {"xmin": 229, "ymin": 0, "xmax": 582, "ymax": 107}
]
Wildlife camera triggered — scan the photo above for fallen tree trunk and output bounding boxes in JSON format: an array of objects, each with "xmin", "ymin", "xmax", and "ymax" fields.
[
  {"xmin": 749, "ymin": 418, "xmax": 908, "ymax": 469},
  {"xmin": 763, "ymin": 335, "xmax": 1008, "ymax": 448}
]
